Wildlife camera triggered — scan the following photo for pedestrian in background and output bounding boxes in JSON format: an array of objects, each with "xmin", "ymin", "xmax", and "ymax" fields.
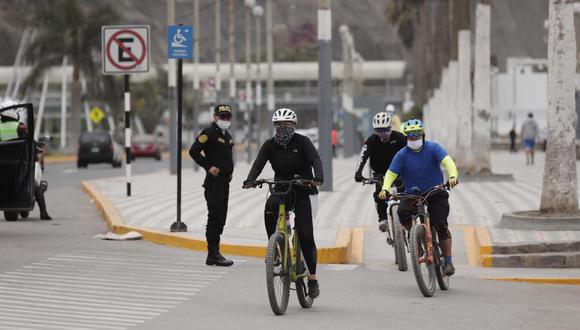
[
  {"xmin": 521, "ymin": 112, "xmax": 539, "ymax": 165},
  {"xmin": 509, "ymin": 126, "xmax": 517, "ymax": 153},
  {"xmin": 331, "ymin": 128, "xmax": 338, "ymax": 158},
  {"xmin": 189, "ymin": 104, "xmax": 235, "ymax": 266}
]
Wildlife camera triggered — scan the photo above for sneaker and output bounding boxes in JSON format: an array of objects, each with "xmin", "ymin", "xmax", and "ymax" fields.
[
  {"xmin": 443, "ymin": 262, "xmax": 455, "ymax": 276},
  {"xmin": 307, "ymin": 280, "xmax": 320, "ymax": 299},
  {"xmin": 378, "ymin": 219, "xmax": 388, "ymax": 232}
]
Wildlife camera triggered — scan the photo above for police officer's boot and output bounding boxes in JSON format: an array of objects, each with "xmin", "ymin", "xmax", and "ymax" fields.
[
  {"xmin": 206, "ymin": 245, "xmax": 233, "ymax": 267},
  {"xmin": 35, "ymin": 188, "xmax": 52, "ymax": 220}
]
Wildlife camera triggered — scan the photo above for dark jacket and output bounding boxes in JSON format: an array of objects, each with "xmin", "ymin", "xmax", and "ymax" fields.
[
  {"xmin": 189, "ymin": 122, "xmax": 234, "ymax": 184},
  {"xmin": 355, "ymin": 131, "xmax": 407, "ymax": 176},
  {"xmin": 245, "ymin": 133, "xmax": 324, "ymax": 194}
]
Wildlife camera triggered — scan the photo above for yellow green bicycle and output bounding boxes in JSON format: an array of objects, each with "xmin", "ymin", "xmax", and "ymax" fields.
[{"xmin": 253, "ymin": 177, "xmax": 315, "ymax": 315}]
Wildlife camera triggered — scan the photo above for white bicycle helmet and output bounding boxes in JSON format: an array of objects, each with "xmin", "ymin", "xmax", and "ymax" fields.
[
  {"xmin": 372, "ymin": 112, "xmax": 392, "ymax": 129},
  {"xmin": 272, "ymin": 108, "xmax": 297, "ymax": 123}
]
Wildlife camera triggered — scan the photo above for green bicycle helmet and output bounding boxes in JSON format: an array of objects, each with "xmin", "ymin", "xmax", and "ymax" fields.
[{"xmin": 402, "ymin": 119, "xmax": 424, "ymax": 135}]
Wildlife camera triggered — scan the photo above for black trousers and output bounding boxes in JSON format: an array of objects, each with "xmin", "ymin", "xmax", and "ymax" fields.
[
  {"xmin": 373, "ymin": 182, "xmax": 388, "ymax": 221},
  {"xmin": 203, "ymin": 178, "xmax": 230, "ymax": 252},
  {"xmin": 265, "ymin": 191, "xmax": 317, "ymax": 275},
  {"xmin": 397, "ymin": 191, "xmax": 451, "ymax": 240}
]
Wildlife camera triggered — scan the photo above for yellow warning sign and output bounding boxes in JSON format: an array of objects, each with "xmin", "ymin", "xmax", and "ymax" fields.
[{"xmin": 89, "ymin": 107, "xmax": 105, "ymax": 124}]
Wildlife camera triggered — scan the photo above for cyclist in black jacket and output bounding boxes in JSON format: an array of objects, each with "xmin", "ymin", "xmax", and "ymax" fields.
[
  {"xmin": 354, "ymin": 112, "xmax": 406, "ymax": 231},
  {"xmin": 243, "ymin": 108, "xmax": 323, "ymax": 298}
]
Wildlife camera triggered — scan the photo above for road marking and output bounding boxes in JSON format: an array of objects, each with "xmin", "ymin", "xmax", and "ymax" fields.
[
  {"xmin": 323, "ymin": 264, "xmax": 359, "ymax": 271},
  {"xmin": 0, "ymin": 250, "xmax": 238, "ymax": 330}
]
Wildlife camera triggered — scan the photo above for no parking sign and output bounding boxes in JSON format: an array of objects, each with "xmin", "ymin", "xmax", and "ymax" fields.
[{"xmin": 102, "ymin": 25, "xmax": 150, "ymax": 74}]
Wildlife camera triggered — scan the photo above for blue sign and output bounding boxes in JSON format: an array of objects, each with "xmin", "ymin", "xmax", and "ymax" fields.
[{"xmin": 167, "ymin": 25, "xmax": 193, "ymax": 59}]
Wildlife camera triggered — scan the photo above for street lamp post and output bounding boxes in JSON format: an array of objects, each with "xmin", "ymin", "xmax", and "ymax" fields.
[
  {"xmin": 244, "ymin": 0, "xmax": 255, "ymax": 163},
  {"xmin": 266, "ymin": 0, "xmax": 274, "ymax": 114},
  {"xmin": 228, "ymin": 0, "xmax": 237, "ymax": 153},
  {"xmin": 253, "ymin": 5, "xmax": 264, "ymax": 147},
  {"xmin": 318, "ymin": 0, "xmax": 333, "ymax": 191},
  {"xmin": 215, "ymin": 0, "xmax": 222, "ymax": 103},
  {"xmin": 192, "ymin": 0, "xmax": 200, "ymax": 172}
]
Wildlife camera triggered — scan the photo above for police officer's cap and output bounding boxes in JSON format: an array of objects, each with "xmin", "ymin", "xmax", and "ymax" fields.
[{"xmin": 214, "ymin": 104, "xmax": 233, "ymax": 117}]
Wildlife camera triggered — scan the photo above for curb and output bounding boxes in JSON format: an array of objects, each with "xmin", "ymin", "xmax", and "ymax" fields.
[
  {"xmin": 44, "ymin": 154, "xmax": 76, "ymax": 164},
  {"xmin": 480, "ymin": 276, "xmax": 580, "ymax": 285},
  {"xmin": 463, "ymin": 226, "xmax": 493, "ymax": 267},
  {"xmin": 81, "ymin": 181, "xmax": 363, "ymax": 264}
]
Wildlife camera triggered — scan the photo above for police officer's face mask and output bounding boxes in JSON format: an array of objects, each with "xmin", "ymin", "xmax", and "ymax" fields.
[{"xmin": 216, "ymin": 119, "xmax": 231, "ymax": 130}]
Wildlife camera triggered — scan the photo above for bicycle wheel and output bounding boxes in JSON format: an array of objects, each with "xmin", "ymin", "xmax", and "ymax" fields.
[
  {"xmin": 392, "ymin": 207, "xmax": 407, "ymax": 272},
  {"xmin": 433, "ymin": 231, "xmax": 450, "ymax": 291},
  {"xmin": 266, "ymin": 232, "xmax": 291, "ymax": 315},
  {"xmin": 295, "ymin": 241, "xmax": 314, "ymax": 308},
  {"xmin": 409, "ymin": 223, "xmax": 436, "ymax": 297}
]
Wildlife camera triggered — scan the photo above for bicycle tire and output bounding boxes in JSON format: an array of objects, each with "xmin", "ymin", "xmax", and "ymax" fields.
[
  {"xmin": 392, "ymin": 207, "xmax": 407, "ymax": 272},
  {"xmin": 433, "ymin": 230, "xmax": 450, "ymax": 290},
  {"xmin": 295, "ymin": 241, "xmax": 314, "ymax": 308},
  {"xmin": 409, "ymin": 223, "xmax": 436, "ymax": 297},
  {"xmin": 266, "ymin": 233, "xmax": 291, "ymax": 315}
]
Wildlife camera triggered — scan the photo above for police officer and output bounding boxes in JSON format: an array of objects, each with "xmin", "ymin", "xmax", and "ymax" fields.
[
  {"xmin": 354, "ymin": 111, "xmax": 405, "ymax": 232},
  {"xmin": 189, "ymin": 104, "xmax": 235, "ymax": 266}
]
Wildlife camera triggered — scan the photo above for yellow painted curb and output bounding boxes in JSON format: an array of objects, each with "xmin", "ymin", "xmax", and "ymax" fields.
[
  {"xmin": 463, "ymin": 225, "xmax": 493, "ymax": 267},
  {"xmin": 81, "ymin": 181, "xmax": 357, "ymax": 264},
  {"xmin": 44, "ymin": 154, "xmax": 76, "ymax": 164},
  {"xmin": 480, "ymin": 276, "xmax": 580, "ymax": 285}
]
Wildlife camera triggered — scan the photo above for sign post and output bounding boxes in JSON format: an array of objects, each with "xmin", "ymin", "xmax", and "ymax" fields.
[
  {"xmin": 168, "ymin": 24, "xmax": 193, "ymax": 233},
  {"xmin": 102, "ymin": 25, "xmax": 150, "ymax": 197}
]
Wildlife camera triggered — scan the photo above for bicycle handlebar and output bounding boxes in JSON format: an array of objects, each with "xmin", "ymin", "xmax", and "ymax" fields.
[
  {"xmin": 391, "ymin": 182, "xmax": 450, "ymax": 204},
  {"xmin": 250, "ymin": 178, "xmax": 315, "ymax": 196},
  {"xmin": 361, "ymin": 176, "xmax": 383, "ymax": 186}
]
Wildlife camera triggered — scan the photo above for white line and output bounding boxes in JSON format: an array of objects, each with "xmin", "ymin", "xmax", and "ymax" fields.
[
  {"xmin": 27, "ymin": 261, "xmax": 225, "ymax": 276},
  {"xmin": 74, "ymin": 250, "xmax": 224, "ymax": 264},
  {"xmin": 51, "ymin": 254, "xmax": 218, "ymax": 267},
  {"xmin": 0, "ymin": 296, "xmax": 162, "ymax": 316},
  {"xmin": 9, "ymin": 269, "xmax": 219, "ymax": 285},
  {"xmin": 0, "ymin": 306, "xmax": 143, "ymax": 325},
  {"xmin": 0, "ymin": 312, "xmax": 127, "ymax": 330},
  {"xmin": 0, "ymin": 319, "xmax": 118, "ymax": 330},
  {"xmin": 0, "ymin": 288, "xmax": 177, "ymax": 309},
  {"xmin": 22, "ymin": 264, "xmax": 222, "ymax": 281},
  {"xmin": 0, "ymin": 278, "xmax": 200, "ymax": 296},
  {"xmin": 0, "ymin": 303, "xmax": 150, "ymax": 322},
  {"xmin": 0, "ymin": 282, "xmax": 187, "ymax": 302},
  {"xmin": 45, "ymin": 257, "xmax": 214, "ymax": 271},
  {"xmin": 1, "ymin": 273, "xmax": 211, "ymax": 290}
]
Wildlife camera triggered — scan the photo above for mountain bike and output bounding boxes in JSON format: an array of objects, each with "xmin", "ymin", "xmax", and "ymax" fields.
[
  {"xmin": 395, "ymin": 183, "xmax": 450, "ymax": 297},
  {"xmin": 362, "ymin": 177, "xmax": 407, "ymax": 271},
  {"xmin": 252, "ymin": 177, "xmax": 316, "ymax": 315}
]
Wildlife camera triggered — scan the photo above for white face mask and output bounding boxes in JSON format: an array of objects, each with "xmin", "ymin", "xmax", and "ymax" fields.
[
  {"xmin": 216, "ymin": 119, "xmax": 231, "ymax": 130},
  {"xmin": 407, "ymin": 139, "xmax": 423, "ymax": 151}
]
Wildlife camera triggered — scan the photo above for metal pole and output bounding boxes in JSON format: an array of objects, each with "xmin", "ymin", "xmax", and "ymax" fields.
[
  {"xmin": 228, "ymin": 0, "xmax": 237, "ymax": 158},
  {"xmin": 124, "ymin": 75, "xmax": 132, "ymax": 197},
  {"xmin": 318, "ymin": 0, "xmax": 333, "ymax": 191},
  {"xmin": 34, "ymin": 73, "xmax": 49, "ymax": 141},
  {"xmin": 168, "ymin": 0, "xmax": 178, "ymax": 175},
  {"xmin": 215, "ymin": 0, "xmax": 221, "ymax": 103},
  {"xmin": 60, "ymin": 56, "xmax": 68, "ymax": 150},
  {"xmin": 254, "ymin": 6, "xmax": 263, "ymax": 147},
  {"xmin": 192, "ymin": 0, "xmax": 200, "ymax": 172},
  {"xmin": 245, "ymin": 6, "xmax": 253, "ymax": 163},
  {"xmin": 266, "ymin": 0, "xmax": 274, "ymax": 114}
]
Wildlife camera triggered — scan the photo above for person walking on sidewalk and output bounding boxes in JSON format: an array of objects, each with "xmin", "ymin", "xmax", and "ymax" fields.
[
  {"xmin": 378, "ymin": 119, "xmax": 459, "ymax": 276},
  {"xmin": 189, "ymin": 104, "xmax": 235, "ymax": 267},
  {"xmin": 509, "ymin": 126, "xmax": 517, "ymax": 153},
  {"xmin": 242, "ymin": 108, "xmax": 324, "ymax": 298},
  {"xmin": 354, "ymin": 112, "xmax": 406, "ymax": 232},
  {"xmin": 521, "ymin": 112, "xmax": 539, "ymax": 165}
]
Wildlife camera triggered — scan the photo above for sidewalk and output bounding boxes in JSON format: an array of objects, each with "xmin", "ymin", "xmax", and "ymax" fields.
[{"xmin": 84, "ymin": 150, "xmax": 580, "ymax": 270}]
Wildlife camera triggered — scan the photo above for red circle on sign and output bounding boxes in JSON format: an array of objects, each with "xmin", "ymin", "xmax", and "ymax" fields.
[{"xmin": 106, "ymin": 29, "xmax": 147, "ymax": 70}]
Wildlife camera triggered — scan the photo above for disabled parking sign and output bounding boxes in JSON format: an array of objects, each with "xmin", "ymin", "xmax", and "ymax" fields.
[{"xmin": 167, "ymin": 25, "xmax": 193, "ymax": 59}]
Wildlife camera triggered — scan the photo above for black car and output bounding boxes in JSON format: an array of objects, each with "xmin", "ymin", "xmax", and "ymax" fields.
[{"xmin": 77, "ymin": 132, "xmax": 122, "ymax": 168}]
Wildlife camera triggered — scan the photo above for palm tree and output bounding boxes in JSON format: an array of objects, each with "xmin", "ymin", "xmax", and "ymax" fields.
[
  {"xmin": 540, "ymin": 0, "xmax": 578, "ymax": 213},
  {"xmin": 23, "ymin": 0, "xmax": 118, "ymax": 151}
]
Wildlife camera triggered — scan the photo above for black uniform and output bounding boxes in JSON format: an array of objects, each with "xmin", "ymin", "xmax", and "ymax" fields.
[
  {"xmin": 189, "ymin": 122, "xmax": 234, "ymax": 253},
  {"xmin": 245, "ymin": 133, "xmax": 323, "ymax": 275},
  {"xmin": 354, "ymin": 131, "xmax": 406, "ymax": 221}
]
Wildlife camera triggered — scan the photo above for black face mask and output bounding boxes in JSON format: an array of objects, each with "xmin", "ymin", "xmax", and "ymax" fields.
[{"xmin": 274, "ymin": 126, "xmax": 295, "ymax": 147}]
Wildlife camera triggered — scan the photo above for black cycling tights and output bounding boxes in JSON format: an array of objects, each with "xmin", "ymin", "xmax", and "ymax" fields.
[{"xmin": 264, "ymin": 192, "xmax": 317, "ymax": 275}]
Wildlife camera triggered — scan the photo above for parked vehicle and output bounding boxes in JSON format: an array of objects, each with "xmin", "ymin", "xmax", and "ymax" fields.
[
  {"xmin": 77, "ymin": 132, "xmax": 122, "ymax": 168},
  {"xmin": 131, "ymin": 134, "xmax": 161, "ymax": 161}
]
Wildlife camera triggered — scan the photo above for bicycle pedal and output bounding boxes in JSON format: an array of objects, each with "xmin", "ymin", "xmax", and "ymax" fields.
[{"xmin": 386, "ymin": 238, "xmax": 394, "ymax": 245}]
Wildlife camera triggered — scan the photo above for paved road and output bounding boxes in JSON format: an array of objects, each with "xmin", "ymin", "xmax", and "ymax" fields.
[{"xmin": 1, "ymin": 159, "xmax": 580, "ymax": 329}]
